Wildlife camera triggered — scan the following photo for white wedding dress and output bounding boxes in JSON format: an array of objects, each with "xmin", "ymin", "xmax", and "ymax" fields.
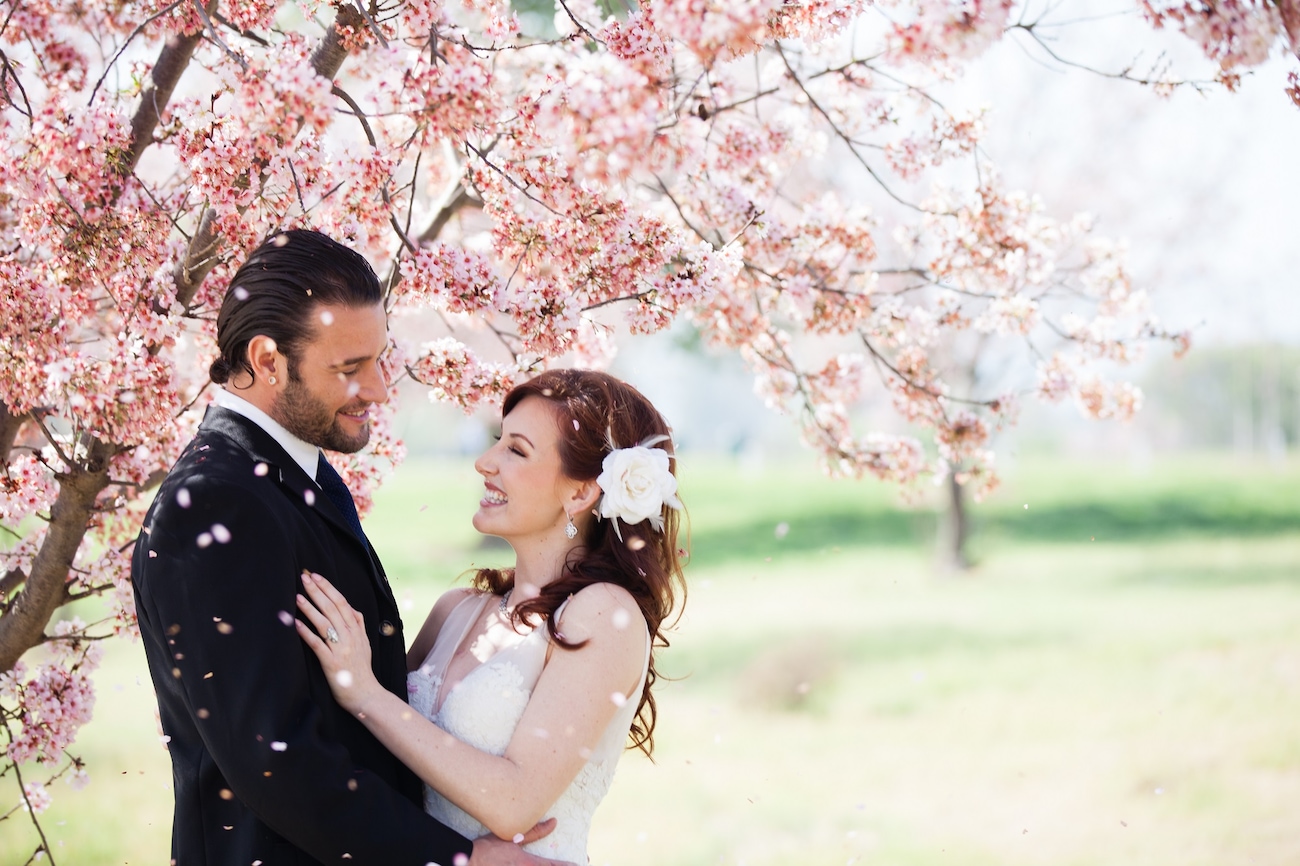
[{"xmin": 407, "ymin": 591, "xmax": 649, "ymax": 863}]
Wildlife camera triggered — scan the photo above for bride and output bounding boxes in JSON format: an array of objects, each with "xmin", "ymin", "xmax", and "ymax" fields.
[{"xmin": 296, "ymin": 369, "xmax": 686, "ymax": 862}]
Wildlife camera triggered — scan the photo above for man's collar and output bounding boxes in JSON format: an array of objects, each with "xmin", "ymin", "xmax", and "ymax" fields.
[{"xmin": 212, "ymin": 388, "xmax": 319, "ymax": 481}]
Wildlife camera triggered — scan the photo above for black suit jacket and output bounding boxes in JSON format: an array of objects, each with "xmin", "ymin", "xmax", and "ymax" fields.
[{"xmin": 132, "ymin": 406, "xmax": 472, "ymax": 865}]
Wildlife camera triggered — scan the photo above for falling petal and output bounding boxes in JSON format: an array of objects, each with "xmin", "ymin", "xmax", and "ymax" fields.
[
  {"xmin": 254, "ymin": 463, "xmax": 269, "ymax": 477},
  {"xmin": 196, "ymin": 532, "xmax": 213, "ymax": 548},
  {"xmin": 216, "ymin": 622, "xmax": 234, "ymax": 635},
  {"xmin": 304, "ymin": 489, "xmax": 316, "ymax": 506},
  {"xmin": 335, "ymin": 671, "xmax": 354, "ymax": 688},
  {"xmin": 532, "ymin": 727, "xmax": 549, "ymax": 739},
  {"xmin": 212, "ymin": 524, "xmax": 231, "ymax": 544},
  {"xmin": 346, "ymin": 381, "xmax": 361, "ymax": 397},
  {"xmin": 148, "ymin": 550, "xmax": 157, "ymax": 558},
  {"xmin": 626, "ymin": 536, "xmax": 646, "ymax": 551},
  {"xmin": 219, "ymin": 788, "xmax": 233, "ymax": 800},
  {"xmin": 454, "ymin": 855, "xmax": 470, "ymax": 866},
  {"xmin": 277, "ymin": 611, "xmax": 294, "ymax": 627},
  {"xmin": 270, "ymin": 741, "xmax": 287, "ymax": 752},
  {"xmin": 196, "ymin": 708, "xmax": 209, "ymax": 719},
  {"xmin": 320, "ymin": 310, "xmax": 335, "ymax": 326},
  {"xmin": 572, "ymin": 419, "xmax": 580, "ymax": 430},
  {"xmin": 774, "ymin": 522, "xmax": 790, "ymax": 539},
  {"xmin": 176, "ymin": 488, "xmax": 191, "ymax": 508},
  {"xmin": 119, "ymin": 391, "xmax": 136, "ymax": 404},
  {"xmin": 612, "ymin": 608, "xmax": 631, "ymax": 630},
  {"xmin": 347, "ymin": 779, "xmax": 358, "ymax": 791},
  {"xmin": 234, "ymin": 287, "xmax": 250, "ymax": 300},
  {"xmin": 610, "ymin": 692, "xmax": 627, "ymax": 707},
  {"xmin": 512, "ymin": 834, "xmax": 525, "ymax": 844}
]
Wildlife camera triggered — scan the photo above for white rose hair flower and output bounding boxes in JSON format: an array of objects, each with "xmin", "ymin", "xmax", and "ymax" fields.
[{"xmin": 596, "ymin": 434, "xmax": 682, "ymax": 538}]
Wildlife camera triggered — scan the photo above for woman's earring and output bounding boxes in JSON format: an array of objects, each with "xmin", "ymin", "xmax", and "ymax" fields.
[
  {"xmin": 564, "ymin": 514, "xmax": 578, "ymax": 539},
  {"xmin": 268, "ymin": 376, "xmax": 277, "ymax": 385}
]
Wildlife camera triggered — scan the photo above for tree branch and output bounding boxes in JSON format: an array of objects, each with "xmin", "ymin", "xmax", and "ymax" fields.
[
  {"xmin": 313, "ymin": 4, "xmax": 364, "ymax": 79},
  {"xmin": 0, "ymin": 401, "xmax": 25, "ymax": 464},
  {"xmin": 125, "ymin": 21, "xmax": 205, "ymax": 174},
  {"xmin": 0, "ymin": 439, "xmax": 116, "ymax": 673},
  {"xmin": 170, "ymin": 3, "xmax": 363, "ymax": 304},
  {"xmin": 0, "ymin": 568, "xmax": 27, "ymax": 601}
]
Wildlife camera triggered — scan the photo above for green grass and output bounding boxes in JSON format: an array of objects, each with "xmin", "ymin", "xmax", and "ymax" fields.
[{"xmin": 3, "ymin": 453, "xmax": 1299, "ymax": 865}]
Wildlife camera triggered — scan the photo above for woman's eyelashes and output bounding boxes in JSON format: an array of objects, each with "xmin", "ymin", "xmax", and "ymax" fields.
[{"xmin": 492, "ymin": 433, "xmax": 527, "ymax": 457}]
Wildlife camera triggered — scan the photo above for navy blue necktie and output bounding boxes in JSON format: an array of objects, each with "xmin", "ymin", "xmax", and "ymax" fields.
[{"xmin": 316, "ymin": 454, "xmax": 366, "ymax": 544}]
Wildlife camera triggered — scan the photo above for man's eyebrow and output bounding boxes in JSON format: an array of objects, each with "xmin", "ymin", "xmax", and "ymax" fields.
[
  {"xmin": 328, "ymin": 354, "xmax": 374, "ymax": 369},
  {"xmin": 327, "ymin": 343, "xmax": 387, "ymax": 366}
]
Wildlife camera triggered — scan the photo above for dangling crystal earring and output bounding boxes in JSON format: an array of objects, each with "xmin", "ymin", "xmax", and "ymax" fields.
[{"xmin": 564, "ymin": 514, "xmax": 578, "ymax": 539}]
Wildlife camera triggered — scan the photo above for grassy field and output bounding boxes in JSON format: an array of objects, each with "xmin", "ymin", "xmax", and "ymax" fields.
[{"xmin": 3, "ymin": 453, "xmax": 1299, "ymax": 865}]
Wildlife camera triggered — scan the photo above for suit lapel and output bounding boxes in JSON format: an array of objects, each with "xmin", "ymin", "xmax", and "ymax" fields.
[{"xmin": 197, "ymin": 407, "xmax": 398, "ymax": 609}]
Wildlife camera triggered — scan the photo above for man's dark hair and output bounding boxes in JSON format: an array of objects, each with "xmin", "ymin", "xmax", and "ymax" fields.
[{"xmin": 209, "ymin": 229, "xmax": 383, "ymax": 385}]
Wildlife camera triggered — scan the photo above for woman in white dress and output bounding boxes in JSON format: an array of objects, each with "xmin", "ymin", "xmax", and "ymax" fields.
[{"xmin": 296, "ymin": 369, "xmax": 686, "ymax": 863}]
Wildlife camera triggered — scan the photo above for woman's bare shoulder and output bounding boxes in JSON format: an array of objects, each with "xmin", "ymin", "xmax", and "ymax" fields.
[
  {"xmin": 555, "ymin": 582, "xmax": 647, "ymax": 643},
  {"xmin": 406, "ymin": 586, "xmax": 483, "ymax": 670}
]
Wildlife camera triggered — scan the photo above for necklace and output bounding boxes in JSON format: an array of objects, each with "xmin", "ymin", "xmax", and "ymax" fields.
[{"xmin": 499, "ymin": 589, "xmax": 511, "ymax": 615}]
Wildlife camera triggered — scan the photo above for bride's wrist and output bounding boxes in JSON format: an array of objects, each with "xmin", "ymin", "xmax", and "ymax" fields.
[{"xmin": 334, "ymin": 673, "xmax": 382, "ymax": 716}]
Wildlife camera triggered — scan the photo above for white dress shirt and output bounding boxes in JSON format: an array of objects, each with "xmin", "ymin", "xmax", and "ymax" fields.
[{"xmin": 212, "ymin": 388, "xmax": 320, "ymax": 481}]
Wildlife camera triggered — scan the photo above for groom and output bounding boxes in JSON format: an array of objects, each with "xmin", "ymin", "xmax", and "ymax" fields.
[{"xmin": 132, "ymin": 230, "xmax": 566, "ymax": 865}]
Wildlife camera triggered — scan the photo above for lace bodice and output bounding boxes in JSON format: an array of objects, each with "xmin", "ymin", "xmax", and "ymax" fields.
[{"xmin": 407, "ymin": 592, "xmax": 648, "ymax": 863}]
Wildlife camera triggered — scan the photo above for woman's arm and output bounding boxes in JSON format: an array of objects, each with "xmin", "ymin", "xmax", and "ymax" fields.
[{"xmin": 297, "ymin": 574, "xmax": 647, "ymax": 840}]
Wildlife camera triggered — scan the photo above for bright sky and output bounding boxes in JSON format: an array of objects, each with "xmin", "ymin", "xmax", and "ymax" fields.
[{"xmin": 950, "ymin": 6, "xmax": 1300, "ymax": 345}]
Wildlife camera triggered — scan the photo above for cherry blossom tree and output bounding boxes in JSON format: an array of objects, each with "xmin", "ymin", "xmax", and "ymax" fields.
[{"xmin": 10, "ymin": 0, "xmax": 1283, "ymax": 855}]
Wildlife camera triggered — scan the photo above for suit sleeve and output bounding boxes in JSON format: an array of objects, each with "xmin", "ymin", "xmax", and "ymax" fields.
[{"xmin": 139, "ymin": 472, "xmax": 473, "ymax": 866}]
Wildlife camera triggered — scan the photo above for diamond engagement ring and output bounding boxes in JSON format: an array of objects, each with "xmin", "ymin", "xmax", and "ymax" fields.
[{"xmin": 326, "ymin": 627, "xmax": 340, "ymax": 644}]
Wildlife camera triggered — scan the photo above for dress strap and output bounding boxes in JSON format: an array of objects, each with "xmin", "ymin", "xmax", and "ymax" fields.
[{"xmin": 414, "ymin": 592, "xmax": 493, "ymax": 711}]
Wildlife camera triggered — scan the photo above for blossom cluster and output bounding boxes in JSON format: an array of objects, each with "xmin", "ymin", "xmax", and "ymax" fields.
[
  {"xmin": 1, "ymin": 620, "xmax": 101, "ymax": 766},
  {"xmin": 0, "ymin": 0, "xmax": 1207, "ymax": 825}
]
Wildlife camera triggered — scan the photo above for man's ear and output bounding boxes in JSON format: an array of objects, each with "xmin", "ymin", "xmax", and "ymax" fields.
[{"xmin": 246, "ymin": 335, "xmax": 284, "ymax": 387}]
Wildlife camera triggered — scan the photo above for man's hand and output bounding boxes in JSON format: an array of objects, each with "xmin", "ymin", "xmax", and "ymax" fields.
[{"xmin": 467, "ymin": 819, "xmax": 576, "ymax": 866}]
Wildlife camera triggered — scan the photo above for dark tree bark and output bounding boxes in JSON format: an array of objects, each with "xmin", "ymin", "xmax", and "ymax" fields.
[{"xmin": 0, "ymin": 439, "xmax": 116, "ymax": 673}]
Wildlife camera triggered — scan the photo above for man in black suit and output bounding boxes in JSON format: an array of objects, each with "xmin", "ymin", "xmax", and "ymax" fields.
[{"xmin": 132, "ymin": 230, "xmax": 567, "ymax": 865}]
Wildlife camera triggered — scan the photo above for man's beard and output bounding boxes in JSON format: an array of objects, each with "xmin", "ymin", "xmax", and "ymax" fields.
[{"xmin": 271, "ymin": 374, "xmax": 369, "ymax": 454}]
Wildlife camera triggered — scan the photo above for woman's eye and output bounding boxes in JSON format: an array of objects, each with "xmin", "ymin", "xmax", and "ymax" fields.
[{"xmin": 509, "ymin": 446, "xmax": 526, "ymax": 457}]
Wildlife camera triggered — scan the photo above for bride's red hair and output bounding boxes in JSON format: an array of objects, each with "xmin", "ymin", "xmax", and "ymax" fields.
[{"xmin": 472, "ymin": 369, "xmax": 687, "ymax": 756}]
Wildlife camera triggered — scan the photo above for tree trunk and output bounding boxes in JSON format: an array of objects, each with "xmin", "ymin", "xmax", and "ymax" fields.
[
  {"xmin": 0, "ymin": 439, "xmax": 116, "ymax": 673},
  {"xmin": 936, "ymin": 471, "xmax": 971, "ymax": 573}
]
